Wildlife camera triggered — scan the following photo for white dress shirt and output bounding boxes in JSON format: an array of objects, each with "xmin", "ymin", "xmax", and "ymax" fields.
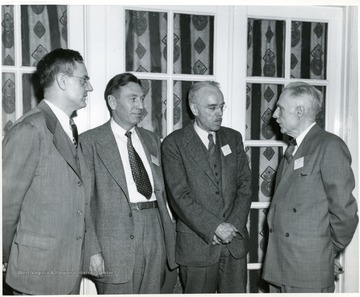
[
  {"xmin": 194, "ymin": 121, "xmax": 216, "ymax": 149},
  {"xmin": 111, "ymin": 118, "xmax": 156, "ymax": 203},
  {"xmin": 44, "ymin": 99, "xmax": 73, "ymax": 142},
  {"xmin": 293, "ymin": 122, "xmax": 316, "ymax": 156}
]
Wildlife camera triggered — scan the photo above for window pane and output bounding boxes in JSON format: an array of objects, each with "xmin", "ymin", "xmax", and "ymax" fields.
[
  {"xmin": 2, "ymin": 72, "xmax": 16, "ymax": 136},
  {"xmin": 246, "ymin": 83, "xmax": 283, "ymax": 140},
  {"xmin": 21, "ymin": 5, "xmax": 67, "ymax": 66},
  {"xmin": 2, "ymin": 5, "xmax": 15, "ymax": 66},
  {"xmin": 173, "ymin": 14, "xmax": 214, "ymax": 75},
  {"xmin": 291, "ymin": 21, "xmax": 327, "ymax": 79},
  {"xmin": 137, "ymin": 79, "xmax": 167, "ymax": 139},
  {"xmin": 173, "ymin": 80, "xmax": 195, "ymax": 131},
  {"xmin": 22, "ymin": 73, "xmax": 42, "ymax": 114},
  {"xmin": 245, "ymin": 146, "xmax": 283, "ymax": 203},
  {"xmin": 126, "ymin": 10, "xmax": 167, "ymax": 73},
  {"xmin": 247, "ymin": 19, "xmax": 285, "ymax": 77}
]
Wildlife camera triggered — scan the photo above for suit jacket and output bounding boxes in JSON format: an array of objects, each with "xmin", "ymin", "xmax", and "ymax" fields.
[
  {"xmin": 161, "ymin": 123, "xmax": 252, "ymax": 266},
  {"xmin": 2, "ymin": 100, "xmax": 99, "ymax": 294},
  {"xmin": 79, "ymin": 121, "xmax": 177, "ymax": 284},
  {"xmin": 263, "ymin": 124, "xmax": 358, "ymax": 289}
]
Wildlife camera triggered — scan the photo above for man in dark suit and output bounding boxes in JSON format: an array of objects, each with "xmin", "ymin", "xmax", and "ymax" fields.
[
  {"xmin": 79, "ymin": 73, "xmax": 177, "ymax": 294},
  {"xmin": 161, "ymin": 81, "xmax": 252, "ymax": 293},
  {"xmin": 2, "ymin": 48, "xmax": 103, "ymax": 294},
  {"xmin": 262, "ymin": 82, "xmax": 358, "ymax": 293}
]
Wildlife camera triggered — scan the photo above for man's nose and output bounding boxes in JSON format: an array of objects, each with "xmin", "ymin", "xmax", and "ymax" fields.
[
  {"xmin": 273, "ymin": 108, "xmax": 279, "ymax": 118},
  {"xmin": 86, "ymin": 81, "xmax": 94, "ymax": 92}
]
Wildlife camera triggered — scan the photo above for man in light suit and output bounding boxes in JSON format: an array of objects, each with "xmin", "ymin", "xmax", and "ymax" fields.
[
  {"xmin": 161, "ymin": 81, "xmax": 252, "ymax": 293},
  {"xmin": 79, "ymin": 73, "xmax": 177, "ymax": 294},
  {"xmin": 2, "ymin": 48, "xmax": 104, "ymax": 295},
  {"xmin": 262, "ymin": 82, "xmax": 358, "ymax": 293}
]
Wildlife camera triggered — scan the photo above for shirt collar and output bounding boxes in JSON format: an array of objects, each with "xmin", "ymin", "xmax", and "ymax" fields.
[
  {"xmin": 194, "ymin": 121, "xmax": 216, "ymax": 146},
  {"xmin": 44, "ymin": 99, "xmax": 72, "ymax": 129},
  {"xmin": 110, "ymin": 118, "xmax": 136, "ymax": 138},
  {"xmin": 296, "ymin": 122, "xmax": 316, "ymax": 147}
]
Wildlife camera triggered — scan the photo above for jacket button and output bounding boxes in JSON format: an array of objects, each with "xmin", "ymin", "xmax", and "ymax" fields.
[
  {"xmin": 269, "ymin": 228, "xmax": 273, "ymax": 233},
  {"xmin": 76, "ymin": 236, "xmax": 82, "ymax": 240},
  {"xmin": 129, "ymin": 213, "xmax": 132, "ymax": 217},
  {"xmin": 130, "ymin": 235, "xmax": 134, "ymax": 239},
  {"xmin": 215, "ymin": 191, "xmax": 220, "ymax": 195},
  {"xmin": 77, "ymin": 181, "xmax": 82, "ymax": 186},
  {"xmin": 285, "ymin": 233, "xmax": 290, "ymax": 237},
  {"xmin": 293, "ymin": 208, "xmax": 297, "ymax": 213},
  {"xmin": 77, "ymin": 210, "xmax": 82, "ymax": 215}
]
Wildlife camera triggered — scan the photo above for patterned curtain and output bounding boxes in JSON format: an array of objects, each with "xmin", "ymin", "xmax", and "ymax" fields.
[
  {"xmin": 126, "ymin": 10, "xmax": 213, "ymax": 139},
  {"xmin": 246, "ymin": 19, "xmax": 327, "ymax": 293},
  {"xmin": 1, "ymin": 5, "xmax": 67, "ymax": 136},
  {"xmin": 21, "ymin": 5, "xmax": 67, "ymax": 66}
]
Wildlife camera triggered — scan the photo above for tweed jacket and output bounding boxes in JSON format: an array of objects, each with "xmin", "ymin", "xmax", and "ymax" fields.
[
  {"xmin": 161, "ymin": 123, "xmax": 252, "ymax": 266},
  {"xmin": 2, "ymin": 100, "xmax": 99, "ymax": 294},
  {"xmin": 79, "ymin": 121, "xmax": 177, "ymax": 284},
  {"xmin": 262, "ymin": 124, "xmax": 358, "ymax": 289}
]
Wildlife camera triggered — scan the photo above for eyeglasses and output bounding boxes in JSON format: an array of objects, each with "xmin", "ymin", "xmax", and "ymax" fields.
[
  {"xmin": 62, "ymin": 73, "xmax": 91, "ymax": 86},
  {"xmin": 195, "ymin": 103, "xmax": 227, "ymax": 112}
]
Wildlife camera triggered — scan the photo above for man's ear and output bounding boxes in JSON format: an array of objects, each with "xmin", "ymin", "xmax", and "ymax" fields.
[
  {"xmin": 56, "ymin": 73, "xmax": 67, "ymax": 90},
  {"xmin": 296, "ymin": 105, "xmax": 305, "ymax": 118},
  {"xmin": 107, "ymin": 95, "xmax": 117, "ymax": 111},
  {"xmin": 189, "ymin": 103, "xmax": 198, "ymax": 117}
]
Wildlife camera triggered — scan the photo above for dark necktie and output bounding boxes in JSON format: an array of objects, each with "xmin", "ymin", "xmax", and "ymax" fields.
[
  {"xmin": 69, "ymin": 118, "xmax": 78, "ymax": 148},
  {"xmin": 284, "ymin": 138, "xmax": 297, "ymax": 163},
  {"xmin": 125, "ymin": 131, "xmax": 153, "ymax": 199},
  {"xmin": 208, "ymin": 133, "xmax": 215, "ymax": 155}
]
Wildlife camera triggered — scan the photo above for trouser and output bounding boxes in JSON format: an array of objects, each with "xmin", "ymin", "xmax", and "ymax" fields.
[
  {"xmin": 269, "ymin": 282, "xmax": 335, "ymax": 293},
  {"xmin": 96, "ymin": 207, "xmax": 166, "ymax": 294},
  {"xmin": 179, "ymin": 245, "xmax": 247, "ymax": 293}
]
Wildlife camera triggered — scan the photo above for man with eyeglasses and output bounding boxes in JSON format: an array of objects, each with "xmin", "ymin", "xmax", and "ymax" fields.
[
  {"xmin": 2, "ymin": 48, "xmax": 104, "ymax": 294},
  {"xmin": 162, "ymin": 81, "xmax": 252, "ymax": 293},
  {"xmin": 79, "ymin": 73, "xmax": 177, "ymax": 294}
]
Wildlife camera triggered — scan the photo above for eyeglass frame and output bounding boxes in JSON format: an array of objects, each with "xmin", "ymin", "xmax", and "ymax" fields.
[
  {"xmin": 61, "ymin": 73, "xmax": 91, "ymax": 86},
  {"xmin": 194, "ymin": 103, "xmax": 227, "ymax": 112}
]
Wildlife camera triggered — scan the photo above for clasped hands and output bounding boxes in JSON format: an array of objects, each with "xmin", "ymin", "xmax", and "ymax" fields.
[{"xmin": 212, "ymin": 222, "xmax": 240, "ymax": 245}]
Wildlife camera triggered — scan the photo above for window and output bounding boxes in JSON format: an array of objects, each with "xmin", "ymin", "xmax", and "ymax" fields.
[{"xmin": 1, "ymin": 5, "xmax": 68, "ymax": 136}]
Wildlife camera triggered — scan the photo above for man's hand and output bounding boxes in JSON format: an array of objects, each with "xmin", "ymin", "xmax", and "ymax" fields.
[
  {"xmin": 214, "ymin": 223, "xmax": 239, "ymax": 244},
  {"xmin": 89, "ymin": 253, "xmax": 105, "ymax": 278},
  {"xmin": 334, "ymin": 259, "xmax": 344, "ymax": 276},
  {"xmin": 3, "ymin": 262, "xmax": 7, "ymax": 273},
  {"xmin": 212, "ymin": 235, "xmax": 222, "ymax": 245}
]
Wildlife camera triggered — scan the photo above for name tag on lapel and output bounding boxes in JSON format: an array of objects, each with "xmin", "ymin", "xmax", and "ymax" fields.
[
  {"xmin": 294, "ymin": 157, "xmax": 304, "ymax": 170},
  {"xmin": 221, "ymin": 144, "xmax": 232, "ymax": 156},
  {"xmin": 151, "ymin": 155, "xmax": 160, "ymax": 166}
]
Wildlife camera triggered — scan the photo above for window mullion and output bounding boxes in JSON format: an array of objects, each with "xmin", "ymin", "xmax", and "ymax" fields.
[
  {"xmin": 166, "ymin": 9, "xmax": 174, "ymax": 135},
  {"xmin": 14, "ymin": 5, "xmax": 23, "ymax": 119}
]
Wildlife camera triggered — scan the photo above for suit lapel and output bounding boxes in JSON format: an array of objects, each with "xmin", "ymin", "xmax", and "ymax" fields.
[
  {"xmin": 136, "ymin": 127, "xmax": 158, "ymax": 186},
  {"xmin": 95, "ymin": 122, "xmax": 129, "ymax": 200},
  {"xmin": 274, "ymin": 124, "xmax": 320, "ymax": 201},
  {"xmin": 37, "ymin": 100, "xmax": 81, "ymax": 179},
  {"xmin": 184, "ymin": 124, "xmax": 217, "ymax": 187}
]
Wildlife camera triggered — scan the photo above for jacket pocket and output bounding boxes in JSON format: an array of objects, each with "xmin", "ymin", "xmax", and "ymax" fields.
[{"xmin": 14, "ymin": 230, "xmax": 56, "ymax": 250}]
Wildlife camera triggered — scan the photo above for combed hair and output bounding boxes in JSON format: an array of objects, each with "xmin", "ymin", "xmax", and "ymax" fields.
[
  {"xmin": 188, "ymin": 81, "xmax": 220, "ymax": 104},
  {"xmin": 104, "ymin": 73, "xmax": 142, "ymax": 100},
  {"xmin": 36, "ymin": 48, "xmax": 84, "ymax": 89},
  {"xmin": 283, "ymin": 81, "xmax": 323, "ymax": 115}
]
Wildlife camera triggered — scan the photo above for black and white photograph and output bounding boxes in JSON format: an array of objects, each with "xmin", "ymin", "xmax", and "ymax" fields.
[{"xmin": 1, "ymin": 1, "xmax": 359, "ymax": 295}]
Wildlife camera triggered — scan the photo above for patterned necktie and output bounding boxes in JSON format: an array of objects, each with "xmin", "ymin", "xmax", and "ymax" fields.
[
  {"xmin": 125, "ymin": 131, "xmax": 153, "ymax": 199},
  {"xmin": 208, "ymin": 133, "xmax": 215, "ymax": 155},
  {"xmin": 284, "ymin": 138, "xmax": 297, "ymax": 163},
  {"xmin": 69, "ymin": 118, "xmax": 78, "ymax": 148}
]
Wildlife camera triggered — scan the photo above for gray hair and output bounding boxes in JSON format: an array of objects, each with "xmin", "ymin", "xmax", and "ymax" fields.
[
  {"xmin": 188, "ymin": 81, "xmax": 220, "ymax": 104},
  {"xmin": 283, "ymin": 82, "xmax": 323, "ymax": 117}
]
